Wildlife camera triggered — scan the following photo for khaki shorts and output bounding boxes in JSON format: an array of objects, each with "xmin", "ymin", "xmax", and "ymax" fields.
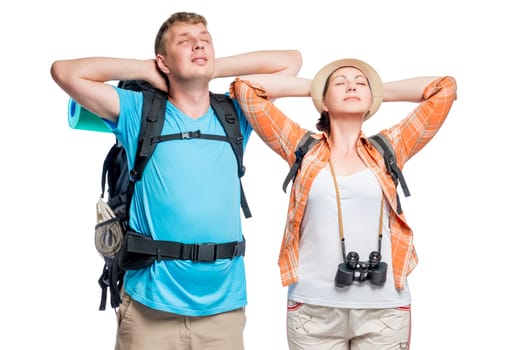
[
  {"xmin": 287, "ymin": 300, "xmax": 410, "ymax": 350},
  {"xmin": 115, "ymin": 292, "xmax": 246, "ymax": 350}
]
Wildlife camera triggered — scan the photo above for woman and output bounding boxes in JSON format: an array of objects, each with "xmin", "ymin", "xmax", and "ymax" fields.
[{"xmin": 230, "ymin": 58, "xmax": 457, "ymax": 349}]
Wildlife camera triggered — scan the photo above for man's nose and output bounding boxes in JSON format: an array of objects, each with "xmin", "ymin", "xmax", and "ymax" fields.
[{"xmin": 194, "ymin": 40, "xmax": 205, "ymax": 50}]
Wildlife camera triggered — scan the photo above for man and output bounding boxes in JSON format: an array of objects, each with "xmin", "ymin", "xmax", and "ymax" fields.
[{"xmin": 51, "ymin": 11, "xmax": 301, "ymax": 350}]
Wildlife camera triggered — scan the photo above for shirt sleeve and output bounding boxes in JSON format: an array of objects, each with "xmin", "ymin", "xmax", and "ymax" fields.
[
  {"xmin": 230, "ymin": 78, "xmax": 310, "ymax": 166},
  {"xmin": 384, "ymin": 76, "xmax": 458, "ymax": 167}
]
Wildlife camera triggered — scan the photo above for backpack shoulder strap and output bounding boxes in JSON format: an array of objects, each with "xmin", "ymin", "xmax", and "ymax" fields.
[
  {"xmin": 368, "ymin": 133, "xmax": 410, "ymax": 214},
  {"xmin": 209, "ymin": 92, "xmax": 252, "ymax": 218},
  {"xmin": 121, "ymin": 89, "xmax": 167, "ymax": 226},
  {"xmin": 131, "ymin": 90, "xmax": 168, "ymax": 182},
  {"xmin": 283, "ymin": 131, "xmax": 319, "ymax": 193}
]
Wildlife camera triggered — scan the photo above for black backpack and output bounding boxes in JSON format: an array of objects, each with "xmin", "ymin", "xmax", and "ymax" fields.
[
  {"xmin": 95, "ymin": 80, "xmax": 251, "ymax": 310},
  {"xmin": 282, "ymin": 132, "xmax": 411, "ymax": 214}
]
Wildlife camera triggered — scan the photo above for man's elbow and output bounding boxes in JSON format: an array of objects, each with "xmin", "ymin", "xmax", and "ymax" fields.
[
  {"xmin": 50, "ymin": 60, "xmax": 62, "ymax": 84},
  {"xmin": 283, "ymin": 50, "xmax": 302, "ymax": 76},
  {"xmin": 50, "ymin": 60, "xmax": 71, "ymax": 89}
]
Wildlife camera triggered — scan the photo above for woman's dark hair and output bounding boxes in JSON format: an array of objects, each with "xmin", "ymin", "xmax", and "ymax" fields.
[
  {"xmin": 316, "ymin": 112, "xmax": 330, "ymax": 134},
  {"xmin": 315, "ymin": 70, "xmax": 335, "ymax": 134}
]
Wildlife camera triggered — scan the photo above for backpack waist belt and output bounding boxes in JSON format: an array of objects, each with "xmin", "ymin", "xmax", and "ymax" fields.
[{"xmin": 125, "ymin": 231, "xmax": 246, "ymax": 262}]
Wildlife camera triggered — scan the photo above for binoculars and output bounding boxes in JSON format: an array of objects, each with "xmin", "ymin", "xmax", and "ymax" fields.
[{"xmin": 335, "ymin": 251, "xmax": 388, "ymax": 288}]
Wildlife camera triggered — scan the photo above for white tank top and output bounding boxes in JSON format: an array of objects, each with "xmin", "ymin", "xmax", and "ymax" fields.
[{"xmin": 288, "ymin": 167, "xmax": 411, "ymax": 308}]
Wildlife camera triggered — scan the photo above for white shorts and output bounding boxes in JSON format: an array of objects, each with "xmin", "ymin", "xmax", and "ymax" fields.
[{"xmin": 287, "ymin": 300, "xmax": 411, "ymax": 350}]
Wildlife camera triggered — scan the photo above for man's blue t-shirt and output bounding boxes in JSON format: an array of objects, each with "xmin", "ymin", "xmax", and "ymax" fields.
[{"xmin": 110, "ymin": 87, "xmax": 252, "ymax": 316}]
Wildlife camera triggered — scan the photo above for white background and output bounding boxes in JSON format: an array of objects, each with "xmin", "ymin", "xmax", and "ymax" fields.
[{"xmin": 1, "ymin": 0, "xmax": 523, "ymax": 348}]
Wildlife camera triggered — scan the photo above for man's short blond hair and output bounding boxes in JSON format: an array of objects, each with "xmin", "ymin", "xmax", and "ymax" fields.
[{"xmin": 154, "ymin": 12, "xmax": 208, "ymax": 55}]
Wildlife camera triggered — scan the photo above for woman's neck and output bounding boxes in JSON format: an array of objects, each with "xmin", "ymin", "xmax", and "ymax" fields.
[{"xmin": 327, "ymin": 121, "xmax": 365, "ymax": 176}]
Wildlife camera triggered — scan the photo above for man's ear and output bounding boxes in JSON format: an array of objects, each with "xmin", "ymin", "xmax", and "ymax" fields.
[{"xmin": 156, "ymin": 55, "xmax": 170, "ymax": 75}]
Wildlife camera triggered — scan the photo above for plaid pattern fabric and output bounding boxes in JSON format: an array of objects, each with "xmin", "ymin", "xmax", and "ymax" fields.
[{"xmin": 230, "ymin": 76, "xmax": 457, "ymax": 289}]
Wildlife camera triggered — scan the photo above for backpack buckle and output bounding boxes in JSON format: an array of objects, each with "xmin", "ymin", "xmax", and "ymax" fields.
[
  {"xmin": 181, "ymin": 130, "xmax": 201, "ymax": 139},
  {"xmin": 191, "ymin": 243, "xmax": 216, "ymax": 262}
]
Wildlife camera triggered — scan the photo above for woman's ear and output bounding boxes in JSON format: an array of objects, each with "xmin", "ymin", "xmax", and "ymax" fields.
[{"xmin": 321, "ymin": 99, "xmax": 329, "ymax": 113}]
